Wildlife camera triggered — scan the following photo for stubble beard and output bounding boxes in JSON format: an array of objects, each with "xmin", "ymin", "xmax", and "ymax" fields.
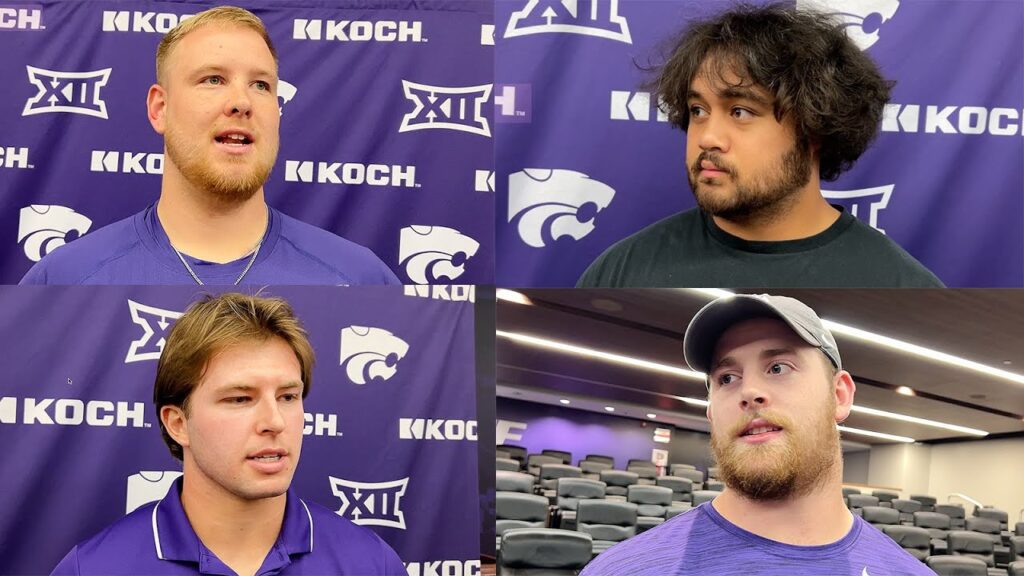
[{"xmin": 164, "ymin": 124, "xmax": 276, "ymax": 207}]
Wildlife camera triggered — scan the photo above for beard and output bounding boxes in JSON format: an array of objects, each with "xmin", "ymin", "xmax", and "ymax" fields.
[
  {"xmin": 688, "ymin": 141, "xmax": 812, "ymax": 225},
  {"xmin": 164, "ymin": 124, "xmax": 276, "ymax": 206},
  {"xmin": 710, "ymin": 398, "xmax": 839, "ymax": 501}
]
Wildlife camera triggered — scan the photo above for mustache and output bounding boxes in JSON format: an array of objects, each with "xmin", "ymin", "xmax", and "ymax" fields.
[
  {"xmin": 725, "ymin": 412, "xmax": 793, "ymax": 438},
  {"xmin": 691, "ymin": 151, "xmax": 735, "ymax": 176}
]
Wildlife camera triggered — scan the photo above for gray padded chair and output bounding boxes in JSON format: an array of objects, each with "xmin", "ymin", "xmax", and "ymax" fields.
[
  {"xmin": 498, "ymin": 528, "xmax": 592, "ymax": 576},
  {"xmin": 583, "ymin": 454, "xmax": 615, "ymax": 468},
  {"xmin": 948, "ymin": 530, "xmax": 995, "ymax": 567},
  {"xmin": 499, "ymin": 445, "xmax": 528, "ymax": 467},
  {"xmin": 1010, "ymin": 561, "xmax": 1024, "ymax": 576},
  {"xmin": 966, "ymin": 517, "xmax": 1010, "ymax": 566},
  {"xmin": 707, "ymin": 466, "xmax": 720, "ymax": 479},
  {"xmin": 496, "ymin": 492, "xmax": 550, "ymax": 550},
  {"xmin": 882, "ymin": 525, "xmax": 931, "ymax": 560},
  {"xmin": 926, "ymin": 556, "xmax": 989, "ymax": 576},
  {"xmin": 599, "ymin": 470, "xmax": 638, "ymax": 501},
  {"xmin": 656, "ymin": 476, "xmax": 694, "ymax": 503},
  {"xmin": 666, "ymin": 506, "xmax": 692, "ymax": 519},
  {"xmin": 705, "ymin": 479, "xmax": 725, "ymax": 492},
  {"xmin": 915, "ymin": 510, "xmax": 952, "ymax": 555},
  {"xmin": 627, "ymin": 464, "xmax": 657, "ymax": 486},
  {"xmin": 627, "ymin": 458, "xmax": 653, "ymax": 468},
  {"xmin": 1016, "ymin": 522, "xmax": 1024, "ymax": 537},
  {"xmin": 669, "ymin": 463, "xmax": 696, "ymax": 475},
  {"xmin": 541, "ymin": 449, "xmax": 572, "ymax": 465},
  {"xmin": 497, "ymin": 471, "xmax": 536, "ymax": 494},
  {"xmin": 862, "ymin": 506, "xmax": 900, "ymax": 528},
  {"xmin": 1010, "ymin": 536, "xmax": 1024, "ymax": 566},
  {"xmin": 938, "ymin": 504, "xmax": 967, "ymax": 529},
  {"xmin": 911, "ymin": 493, "xmax": 938, "ymax": 512},
  {"xmin": 527, "ymin": 454, "xmax": 563, "ymax": 477},
  {"xmin": 873, "ymin": 490, "xmax": 899, "ymax": 508},
  {"xmin": 842, "ymin": 487, "xmax": 862, "ymax": 497},
  {"xmin": 554, "ymin": 478, "xmax": 606, "ymax": 531},
  {"xmin": 497, "ymin": 457, "xmax": 520, "ymax": 472},
  {"xmin": 627, "ymin": 485, "xmax": 673, "ymax": 532},
  {"xmin": 538, "ymin": 464, "xmax": 582, "ymax": 496},
  {"xmin": 974, "ymin": 507, "xmax": 1009, "ymax": 531},
  {"xmin": 892, "ymin": 498, "xmax": 923, "ymax": 524},
  {"xmin": 496, "ymin": 449, "xmax": 511, "ymax": 460},
  {"xmin": 579, "ymin": 460, "xmax": 611, "ymax": 480},
  {"xmin": 691, "ymin": 490, "xmax": 719, "ymax": 507},
  {"xmin": 576, "ymin": 499, "xmax": 638, "ymax": 555},
  {"xmin": 847, "ymin": 494, "xmax": 880, "ymax": 514},
  {"xmin": 673, "ymin": 468, "xmax": 704, "ymax": 491}
]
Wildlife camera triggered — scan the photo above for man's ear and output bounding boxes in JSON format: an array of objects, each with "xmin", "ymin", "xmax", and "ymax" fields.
[
  {"xmin": 161, "ymin": 404, "xmax": 189, "ymax": 450},
  {"xmin": 833, "ymin": 370, "xmax": 856, "ymax": 423},
  {"xmin": 147, "ymin": 84, "xmax": 168, "ymax": 135}
]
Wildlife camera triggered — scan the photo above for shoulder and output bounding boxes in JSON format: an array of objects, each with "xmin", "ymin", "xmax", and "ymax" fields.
[
  {"xmin": 838, "ymin": 217, "xmax": 944, "ymax": 287},
  {"xmin": 50, "ymin": 503, "xmax": 160, "ymax": 575},
  {"xmin": 301, "ymin": 500, "xmax": 405, "ymax": 572},
  {"xmin": 581, "ymin": 506, "xmax": 703, "ymax": 575},
  {"xmin": 852, "ymin": 519, "xmax": 935, "ymax": 573},
  {"xmin": 275, "ymin": 212, "xmax": 399, "ymax": 285},
  {"xmin": 577, "ymin": 211, "xmax": 693, "ymax": 287},
  {"xmin": 20, "ymin": 213, "xmax": 143, "ymax": 285}
]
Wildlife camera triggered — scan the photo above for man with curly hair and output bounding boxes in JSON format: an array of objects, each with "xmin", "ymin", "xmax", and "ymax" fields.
[{"xmin": 578, "ymin": 3, "xmax": 942, "ymax": 288}]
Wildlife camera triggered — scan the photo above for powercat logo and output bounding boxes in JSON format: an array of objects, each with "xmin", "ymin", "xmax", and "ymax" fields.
[
  {"xmin": 399, "ymin": 226, "xmax": 480, "ymax": 284},
  {"xmin": 796, "ymin": 0, "xmax": 899, "ymax": 50},
  {"xmin": 18, "ymin": 205, "xmax": 92, "ymax": 262},
  {"xmin": 505, "ymin": 0, "xmax": 631, "ymax": 44},
  {"xmin": 338, "ymin": 326, "xmax": 409, "ymax": 385},
  {"xmin": 508, "ymin": 169, "xmax": 615, "ymax": 248}
]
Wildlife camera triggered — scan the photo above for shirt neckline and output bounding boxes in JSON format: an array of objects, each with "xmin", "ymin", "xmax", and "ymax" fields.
[
  {"xmin": 702, "ymin": 206, "xmax": 856, "ymax": 254},
  {"xmin": 700, "ymin": 500, "xmax": 862, "ymax": 559}
]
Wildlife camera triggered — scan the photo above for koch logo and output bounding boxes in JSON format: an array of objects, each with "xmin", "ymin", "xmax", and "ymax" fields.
[
  {"xmin": 102, "ymin": 11, "xmax": 193, "ymax": 33},
  {"xmin": 494, "ymin": 84, "xmax": 531, "ymax": 123},
  {"xmin": 481, "ymin": 23, "xmax": 495, "ymax": 45},
  {"xmin": 399, "ymin": 81, "xmax": 492, "ymax": 137},
  {"xmin": 823, "ymin": 185, "xmax": 893, "ymax": 233},
  {"xmin": 339, "ymin": 326, "xmax": 409, "ymax": 385},
  {"xmin": 497, "ymin": 419, "xmax": 528, "ymax": 444},
  {"xmin": 405, "ymin": 561, "xmax": 482, "ymax": 576},
  {"xmin": 883, "ymin": 104, "xmax": 1024, "ymax": 137},
  {"xmin": 329, "ymin": 476, "xmax": 409, "ymax": 529},
  {"xmin": 126, "ymin": 471, "xmax": 182, "ymax": 514},
  {"xmin": 91, "ymin": 150, "xmax": 163, "ymax": 175},
  {"xmin": 610, "ymin": 91, "xmax": 667, "ymax": 122},
  {"xmin": 403, "ymin": 285, "xmax": 476, "ymax": 303},
  {"xmin": 18, "ymin": 205, "xmax": 92, "ymax": 262},
  {"xmin": 399, "ymin": 225, "xmax": 480, "ymax": 284},
  {"xmin": 125, "ymin": 300, "xmax": 183, "ymax": 363},
  {"xmin": 509, "ymin": 169, "xmax": 615, "ymax": 248},
  {"xmin": 293, "ymin": 19, "xmax": 423, "ymax": 42},
  {"xmin": 797, "ymin": 0, "xmax": 899, "ymax": 50},
  {"xmin": 0, "ymin": 146, "xmax": 32, "ymax": 169},
  {"xmin": 505, "ymin": 0, "xmax": 631, "ymax": 43},
  {"xmin": 0, "ymin": 5, "xmax": 43, "ymax": 30},
  {"xmin": 23, "ymin": 66, "xmax": 111, "ymax": 119},
  {"xmin": 278, "ymin": 80, "xmax": 297, "ymax": 115},
  {"xmin": 284, "ymin": 161, "xmax": 417, "ymax": 188},
  {"xmin": 304, "ymin": 412, "xmax": 341, "ymax": 437},
  {"xmin": 475, "ymin": 170, "xmax": 495, "ymax": 192},
  {"xmin": 0, "ymin": 397, "xmax": 147, "ymax": 428},
  {"xmin": 399, "ymin": 418, "xmax": 478, "ymax": 441}
]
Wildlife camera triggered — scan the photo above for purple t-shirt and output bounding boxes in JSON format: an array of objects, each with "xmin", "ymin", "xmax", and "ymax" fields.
[
  {"xmin": 20, "ymin": 204, "xmax": 400, "ymax": 285},
  {"xmin": 581, "ymin": 503, "xmax": 937, "ymax": 576},
  {"xmin": 50, "ymin": 478, "xmax": 406, "ymax": 575}
]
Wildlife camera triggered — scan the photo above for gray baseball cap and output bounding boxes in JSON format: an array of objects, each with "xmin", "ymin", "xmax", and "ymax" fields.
[{"xmin": 683, "ymin": 294, "xmax": 841, "ymax": 375}]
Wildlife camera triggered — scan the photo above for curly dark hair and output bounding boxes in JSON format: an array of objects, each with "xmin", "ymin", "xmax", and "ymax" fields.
[{"xmin": 652, "ymin": 3, "xmax": 893, "ymax": 181}]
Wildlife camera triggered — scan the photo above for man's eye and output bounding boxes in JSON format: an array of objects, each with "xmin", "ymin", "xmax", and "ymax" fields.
[
  {"xmin": 731, "ymin": 107, "xmax": 754, "ymax": 119},
  {"xmin": 718, "ymin": 373, "xmax": 737, "ymax": 386},
  {"xmin": 227, "ymin": 396, "xmax": 250, "ymax": 404},
  {"xmin": 689, "ymin": 106, "xmax": 707, "ymax": 117},
  {"xmin": 280, "ymin": 393, "xmax": 299, "ymax": 402},
  {"xmin": 204, "ymin": 76, "xmax": 224, "ymax": 85},
  {"xmin": 254, "ymin": 80, "xmax": 270, "ymax": 91},
  {"xmin": 768, "ymin": 363, "xmax": 791, "ymax": 375}
]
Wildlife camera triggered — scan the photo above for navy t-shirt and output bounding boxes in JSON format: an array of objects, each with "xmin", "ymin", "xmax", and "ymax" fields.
[
  {"xmin": 51, "ymin": 478, "xmax": 406, "ymax": 575},
  {"xmin": 581, "ymin": 503, "xmax": 937, "ymax": 576},
  {"xmin": 20, "ymin": 204, "xmax": 400, "ymax": 285}
]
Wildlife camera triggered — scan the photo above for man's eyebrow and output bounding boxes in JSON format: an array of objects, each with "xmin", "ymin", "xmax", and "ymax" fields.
[
  {"xmin": 187, "ymin": 64, "xmax": 276, "ymax": 79},
  {"xmin": 719, "ymin": 86, "xmax": 772, "ymax": 107},
  {"xmin": 760, "ymin": 347, "xmax": 800, "ymax": 360},
  {"xmin": 216, "ymin": 382, "xmax": 303, "ymax": 393},
  {"xmin": 709, "ymin": 355, "xmax": 738, "ymax": 373}
]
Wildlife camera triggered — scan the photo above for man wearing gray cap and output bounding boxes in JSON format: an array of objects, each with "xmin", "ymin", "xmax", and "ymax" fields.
[{"xmin": 581, "ymin": 294, "xmax": 934, "ymax": 575}]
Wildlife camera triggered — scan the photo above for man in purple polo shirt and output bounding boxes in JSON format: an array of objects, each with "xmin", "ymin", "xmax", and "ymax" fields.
[
  {"xmin": 20, "ymin": 6, "xmax": 399, "ymax": 286},
  {"xmin": 51, "ymin": 293, "xmax": 405, "ymax": 575},
  {"xmin": 582, "ymin": 294, "xmax": 935, "ymax": 575}
]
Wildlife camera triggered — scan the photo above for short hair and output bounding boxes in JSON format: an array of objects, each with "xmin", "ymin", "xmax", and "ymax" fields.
[
  {"xmin": 154, "ymin": 293, "xmax": 314, "ymax": 461},
  {"xmin": 155, "ymin": 5, "xmax": 278, "ymax": 84},
  {"xmin": 652, "ymin": 3, "xmax": 893, "ymax": 181}
]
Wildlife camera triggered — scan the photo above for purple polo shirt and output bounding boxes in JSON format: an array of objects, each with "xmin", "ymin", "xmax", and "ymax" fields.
[
  {"xmin": 20, "ymin": 204, "xmax": 401, "ymax": 285},
  {"xmin": 581, "ymin": 502, "xmax": 937, "ymax": 575},
  {"xmin": 51, "ymin": 478, "xmax": 406, "ymax": 575}
]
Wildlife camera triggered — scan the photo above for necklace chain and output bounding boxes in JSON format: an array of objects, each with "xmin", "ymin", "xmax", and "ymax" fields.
[{"xmin": 170, "ymin": 208, "xmax": 268, "ymax": 286}]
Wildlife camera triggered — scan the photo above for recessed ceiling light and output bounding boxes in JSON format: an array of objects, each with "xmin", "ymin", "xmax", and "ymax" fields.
[
  {"xmin": 646, "ymin": 413, "xmax": 657, "ymax": 419},
  {"xmin": 839, "ymin": 425, "xmax": 914, "ymax": 443},
  {"xmin": 559, "ymin": 399, "xmax": 570, "ymax": 405},
  {"xmin": 496, "ymin": 289, "xmax": 532, "ymax": 305},
  {"xmin": 591, "ymin": 298, "xmax": 623, "ymax": 312},
  {"xmin": 895, "ymin": 386, "xmax": 915, "ymax": 396},
  {"xmin": 604, "ymin": 406, "xmax": 615, "ymax": 412}
]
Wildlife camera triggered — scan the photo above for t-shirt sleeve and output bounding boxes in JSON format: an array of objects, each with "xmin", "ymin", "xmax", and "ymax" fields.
[
  {"xmin": 19, "ymin": 259, "xmax": 48, "ymax": 285},
  {"xmin": 49, "ymin": 547, "xmax": 80, "ymax": 576},
  {"xmin": 577, "ymin": 248, "xmax": 617, "ymax": 287},
  {"xmin": 377, "ymin": 535, "xmax": 407, "ymax": 575}
]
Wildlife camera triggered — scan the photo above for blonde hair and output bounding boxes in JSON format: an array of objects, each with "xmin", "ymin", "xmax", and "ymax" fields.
[
  {"xmin": 155, "ymin": 5, "xmax": 278, "ymax": 84},
  {"xmin": 154, "ymin": 293, "xmax": 314, "ymax": 460}
]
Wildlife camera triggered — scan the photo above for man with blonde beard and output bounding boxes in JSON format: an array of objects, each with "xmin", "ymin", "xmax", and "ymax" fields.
[
  {"xmin": 21, "ymin": 6, "xmax": 398, "ymax": 285},
  {"xmin": 582, "ymin": 294, "xmax": 934, "ymax": 575}
]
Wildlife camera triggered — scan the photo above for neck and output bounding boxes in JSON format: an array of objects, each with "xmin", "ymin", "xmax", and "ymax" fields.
[
  {"xmin": 711, "ymin": 461, "xmax": 852, "ymax": 546},
  {"xmin": 712, "ymin": 181, "xmax": 840, "ymax": 242},
  {"xmin": 157, "ymin": 160, "xmax": 268, "ymax": 263},
  {"xmin": 180, "ymin": 471, "xmax": 285, "ymax": 576}
]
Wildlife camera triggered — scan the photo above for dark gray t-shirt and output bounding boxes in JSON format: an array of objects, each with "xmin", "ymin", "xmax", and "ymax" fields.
[
  {"xmin": 577, "ymin": 208, "xmax": 944, "ymax": 288},
  {"xmin": 581, "ymin": 503, "xmax": 937, "ymax": 576}
]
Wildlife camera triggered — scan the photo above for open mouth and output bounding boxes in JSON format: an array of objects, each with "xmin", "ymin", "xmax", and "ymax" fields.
[
  {"xmin": 215, "ymin": 131, "xmax": 253, "ymax": 146},
  {"xmin": 739, "ymin": 420, "xmax": 784, "ymax": 438},
  {"xmin": 247, "ymin": 449, "xmax": 285, "ymax": 462}
]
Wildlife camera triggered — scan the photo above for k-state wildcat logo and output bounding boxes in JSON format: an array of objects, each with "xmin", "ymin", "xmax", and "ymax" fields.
[
  {"xmin": 399, "ymin": 226, "xmax": 480, "ymax": 284},
  {"xmin": 18, "ymin": 205, "xmax": 92, "ymax": 262},
  {"xmin": 338, "ymin": 326, "xmax": 409, "ymax": 385},
  {"xmin": 508, "ymin": 169, "xmax": 615, "ymax": 248}
]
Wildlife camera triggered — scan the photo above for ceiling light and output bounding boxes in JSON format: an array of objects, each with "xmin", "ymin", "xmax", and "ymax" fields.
[
  {"xmin": 839, "ymin": 425, "xmax": 915, "ymax": 443},
  {"xmin": 496, "ymin": 289, "xmax": 531, "ymax": 305},
  {"xmin": 559, "ymin": 399, "xmax": 570, "ymax": 405},
  {"xmin": 646, "ymin": 413, "xmax": 657, "ymax": 419},
  {"xmin": 604, "ymin": 406, "xmax": 615, "ymax": 412},
  {"xmin": 850, "ymin": 405, "xmax": 987, "ymax": 437},
  {"xmin": 895, "ymin": 386, "xmax": 915, "ymax": 397}
]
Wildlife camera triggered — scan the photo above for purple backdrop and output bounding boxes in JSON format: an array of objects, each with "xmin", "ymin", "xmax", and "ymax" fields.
[
  {"xmin": 0, "ymin": 285, "xmax": 479, "ymax": 574},
  {"xmin": 495, "ymin": 0, "xmax": 1024, "ymax": 287},
  {"xmin": 0, "ymin": 0, "xmax": 494, "ymax": 285}
]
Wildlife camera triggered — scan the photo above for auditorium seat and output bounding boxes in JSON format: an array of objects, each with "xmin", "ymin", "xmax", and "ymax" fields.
[
  {"xmin": 862, "ymin": 506, "xmax": 900, "ymax": 528},
  {"xmin": 842, "ymin": 487, "xmax": 862, "ymax": 497},
  {"xmin": 1010, "ymin": 561, "xmax": 1024, "ymax": 576},
  {"xmin": 948, "ymin": 530, "xmax": 996, "ymax": 568},
  {"xmin": 627, "ymin": 458, "xmax": 653, "ymax": 468},
  {"xmin": 892, "ymin": 499, "xmax": 923, "ymax": 525},
  {"xmin": 705, "ymin": 479, "xmax": 725, "ymax": 492},
  {"xmin": 873, "ymin": 490, "xmax": 899, "ymax": 508},
  {"xmin": 627, "ymin": 464, "xmax": 657, "ymax": 486},
  {"xmin": 599, "ymin": 470, "xmax": 638, "ymax": 501},
  {"xmin": 539, "ymin": 464, "xmax": 582, "ymax": 501},
  {"xmin": 496, "ymin": 449, "xmax": 511, "ymax": 460},
  {"xmin": 498, "ymin": 528, "xmax": 592, "ymax": 576},
  {"xmin": 496, "ymin": 492, "xmax": 550, "ymax": 550},
  {"xmin": 965, "ymin": 517, "xmax": 1010, "ymax": 566},
  {"xmin": 915, "ymin": 510, "xmax": 952, "ymax": 555},
  {"xmin": 554, "ymin": 478, "xmax": 606, "ymax": 531},
  {"xmin": 583, "ymin": 454, "xmax": 615, "ymax": 468},
  {"xmin": 707, "ymin": 466, "xmax": 720, "ymax": 479},
  {"xmin": 666, "ymin": 506, "xmax": 692, "ymax": 520},
  {"xmin": 497, "ymin": 457, "xmax": 520, "ymax": 472},
  {"xmin": 656, "ymin": 476, "xmax": 694, "ymax": 503},
  {"xmin": 847, "ymin": 494, "xmax": 880, "ymax": 514},
  {"xmin": 497, "ymin": 471, "xmax": 536, "ymax": 494},
  {"xmin": 974, "ymin": 507, "xmax": 1009, "ymax": 531},
  {"xmin": 627, "ymin": 485, "xmax": 673, "ymax": 533},
  {"xmin": 579, "ymin": 460, "xmax": 612, "ymax": 481},
  {"xmin": 691, "ymin": 490, "xmax": 719, "ymax": 507},
  {"xmin": 673, "ymin": 468, "xmax": 705, "ymax": 491},
  {"xmin": 911, "ymin": 493, "xmax": 937, "ymax": 512},
  {"xmin": 527, "ymin": 454, "xmax": 563, "ymax": 477},
  {"xmin": 576, "ymin": 500, "xmax": 638, "ymax": 555},
  {"xmin": 541, "ymin": 449, "xmax": 572, "ymax": 465},
  {"xmin": 1010, "ymin": 535, "xmax": 1024, "ymax": 563},
  {"xmin": 938, "ymin": 504, "xmax": 967, "ymax": 530},
  {"xmin": 926, "ymin": 556, "xmax": 989, "ymax": 576},
  {"xmin": 881, "ymin": 525, "xmax": 931, "ymax": 560},
  {"xmin": 1016, "ymin": 522, "xmax": 1024, "ymax": 537},
  {"xmin": 499, "ymin": 445, "xmax": 528, "ymax": 467},
  {"xmin": 669, "ymin": 463, "xmax": 696, "ymax": 476}
]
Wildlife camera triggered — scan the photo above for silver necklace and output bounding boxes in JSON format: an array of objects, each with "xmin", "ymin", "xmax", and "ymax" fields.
[{"xmin": 171, "ymin": 209, "xmax": 268, "ymax": 286}]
